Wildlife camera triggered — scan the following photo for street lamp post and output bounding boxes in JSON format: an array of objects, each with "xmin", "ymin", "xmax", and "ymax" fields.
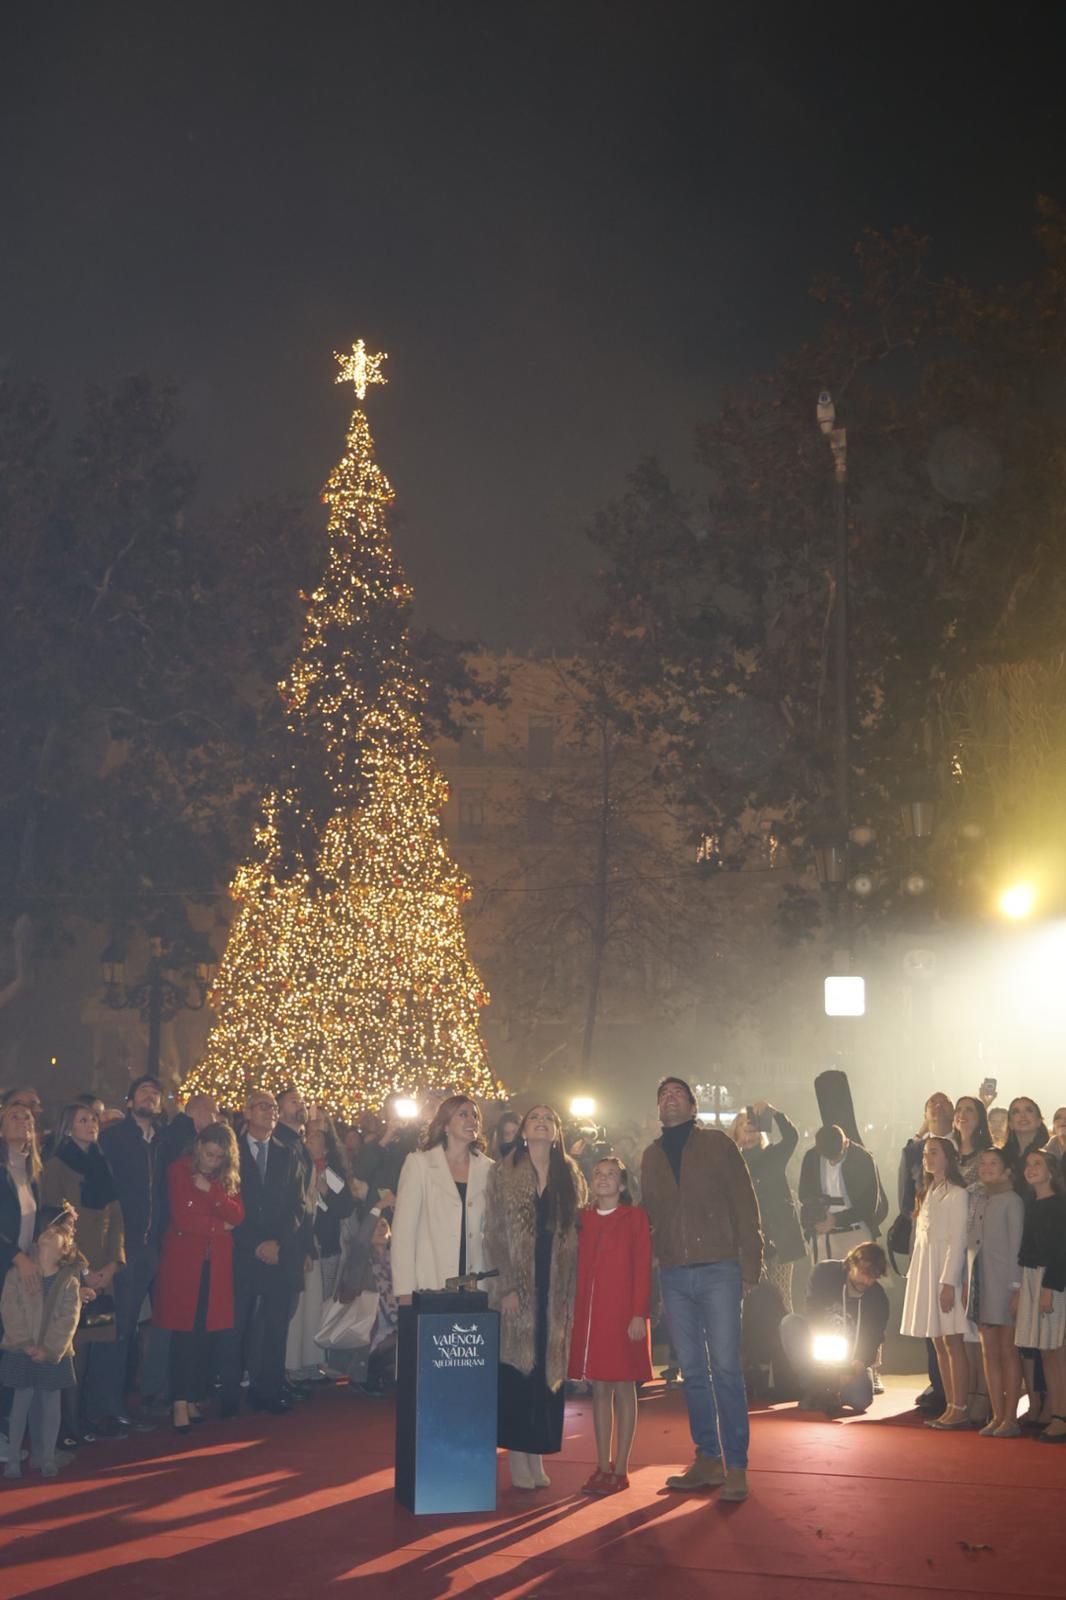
[{"xmin": 101, "ymin": 931, "xmax": 216, "ymax": 1079}]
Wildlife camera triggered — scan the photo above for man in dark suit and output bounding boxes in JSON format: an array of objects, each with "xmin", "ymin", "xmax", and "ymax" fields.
[
  {"xmin": 275, "ymin": 1086, "xmax": 317, "ymax": 1398},
  {"xmin": 221, "ymin": 1088, "xmax": 305, "ymax": 1415},
  {"xmin": 798, "ymin": 1125, "xmax": 888, "ymax": 1264}
]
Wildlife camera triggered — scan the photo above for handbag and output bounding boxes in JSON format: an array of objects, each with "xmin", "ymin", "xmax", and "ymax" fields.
[
  {"xmin": 77, "ymin": 1291, "xmax": 117, "ymax": 1343},
  {"xmin": 316, "ymin": 1289, "xmax": 380, "ymax": 1350},
  {"xmin": 886, "ymin": 1212, "xmax": 913, "ymax": 1276}
]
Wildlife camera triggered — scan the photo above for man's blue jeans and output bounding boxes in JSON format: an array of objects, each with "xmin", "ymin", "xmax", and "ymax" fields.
[{"xmin": 659, "ymin": 1259, "xmax": 749, "ymax": 1468}]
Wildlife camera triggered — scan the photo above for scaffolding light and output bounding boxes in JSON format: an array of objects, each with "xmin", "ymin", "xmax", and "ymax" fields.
[{"xmin": 825, "ymin": 976, "xmax": 865, "ymax": 1017}]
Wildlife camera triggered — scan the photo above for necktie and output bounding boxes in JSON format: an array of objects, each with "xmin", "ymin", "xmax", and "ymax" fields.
[{"xmin": 256, "ymin": 1139, "xmax": 268, "ymax": 1180}]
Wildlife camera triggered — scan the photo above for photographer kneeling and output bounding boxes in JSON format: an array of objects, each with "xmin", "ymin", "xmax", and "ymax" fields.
[{"xmin": 780, "ymin": 1242, "xmax": 889, "ymax": 1415}]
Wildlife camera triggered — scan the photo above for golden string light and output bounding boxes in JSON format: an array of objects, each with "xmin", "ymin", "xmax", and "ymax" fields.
[
  {"xmin": 334, "ymin": 339, "xmax": 388, "ymax": 400},
  {"xmin": 183, "ymin": 342, "xmax": 502, "ymax": 1117}
]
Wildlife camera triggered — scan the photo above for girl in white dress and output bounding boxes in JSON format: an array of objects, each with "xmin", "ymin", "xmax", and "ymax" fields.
[{"xmin": 900, "ymin": 1136, "xmax": 971, "ymax": 1429}]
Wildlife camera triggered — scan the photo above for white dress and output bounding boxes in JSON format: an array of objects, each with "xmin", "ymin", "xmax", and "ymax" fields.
[{"xmin": 901, "ymin": 1182, "xmax": 972, "ymax": 1338}]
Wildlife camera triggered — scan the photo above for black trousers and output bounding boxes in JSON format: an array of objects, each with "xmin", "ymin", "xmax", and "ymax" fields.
[
  {"xmin": 170, "ymin": 1261, "xmax": 220, "ymax": 1404},
  {"xmin": 222, "ymin": 1259, "xmax": 290, "ymax": 1404}
]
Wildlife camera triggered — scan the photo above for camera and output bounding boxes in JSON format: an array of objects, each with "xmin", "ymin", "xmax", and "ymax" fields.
[{"xmin": 800, "ymin": 1194, "xmax": 847, "ymax": 1231}]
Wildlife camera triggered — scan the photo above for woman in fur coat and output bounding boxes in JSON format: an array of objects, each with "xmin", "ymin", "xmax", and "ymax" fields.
[{"xmin": 485, "ymin": 1104, "xmax": 587, "ymax": 1490}]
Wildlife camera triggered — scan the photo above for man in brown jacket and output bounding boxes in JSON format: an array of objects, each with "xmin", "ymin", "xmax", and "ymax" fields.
[{"xmin": 641, "ymin": 1076, "xmax": 763, "ymax": 1503}]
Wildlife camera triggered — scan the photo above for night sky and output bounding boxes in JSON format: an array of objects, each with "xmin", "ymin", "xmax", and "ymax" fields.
[{"xmin": 3, "ymin": 3, "xmax": 1064, "ymax": 643}]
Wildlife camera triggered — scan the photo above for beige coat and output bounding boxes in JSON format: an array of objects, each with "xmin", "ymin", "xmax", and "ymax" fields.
[
  {"xmin": 1, "ymin": 1262, "xmax": 81, "ymax": 1364},
  {"xmin": 484, "ymin": 1151, "xmax": 587, "ymax": 1391},
  {"xmin": 40, "ymin": 1155, "xmax": 125, "ymax": 1273},
  {"xmin": 390, "ymin": 1145, "xmax": 493, "ymax": 1298}
]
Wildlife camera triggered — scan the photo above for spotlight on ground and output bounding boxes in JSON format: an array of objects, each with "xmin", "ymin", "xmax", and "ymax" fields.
[{"xmin": 998, "ymin": 882, "xmax": 1037, "ymax": 921}]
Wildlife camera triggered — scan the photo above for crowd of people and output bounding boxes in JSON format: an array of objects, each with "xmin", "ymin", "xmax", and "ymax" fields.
[{"xmin": 2, "ymin": 1071, "xmax": 1065, "ymax": 1499}]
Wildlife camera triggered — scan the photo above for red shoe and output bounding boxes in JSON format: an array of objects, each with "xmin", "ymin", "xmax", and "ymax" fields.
[
  {"xmin": 581, "ymin": 1468, "xmax": 613, "ymax": 1495},
  {"xmin": 602, "ymin": 1472, "xmax": 630, "ymax": 1492}
]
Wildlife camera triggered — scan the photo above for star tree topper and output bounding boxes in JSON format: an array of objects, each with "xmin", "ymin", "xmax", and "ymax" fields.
[{"xmin": 334, "ymin": 339, "xmax": 388, "ymax": 400}]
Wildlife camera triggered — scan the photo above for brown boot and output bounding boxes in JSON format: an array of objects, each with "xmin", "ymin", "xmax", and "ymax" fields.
[
  {"xmin": 720, "ymin": 1466, "xmax": 749, "ymax": 1502},
  {"xmin": 664, "ymin": 1452, "xmax": 726, "ymax": 1491}
]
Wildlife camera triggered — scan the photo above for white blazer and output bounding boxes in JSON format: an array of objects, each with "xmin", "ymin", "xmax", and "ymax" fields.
[{"xmin": 390, "ymin": 1144, "xmax": 493, "ymax": 1298}]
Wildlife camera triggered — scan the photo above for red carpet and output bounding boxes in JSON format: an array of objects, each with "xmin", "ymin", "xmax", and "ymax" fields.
[{"xmin": 2, "ymin": 1379, "xmax": 1063, "ymax": 1599}]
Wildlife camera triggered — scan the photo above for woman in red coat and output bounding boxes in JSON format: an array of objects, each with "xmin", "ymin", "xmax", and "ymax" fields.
[
  {"xmin": 155, "ymin": 1123, "xmax": 244, "ymax": 1432},
  {"xmin": 568, "ymin": 1156, "xmax": 652, "ymax": 1494}
]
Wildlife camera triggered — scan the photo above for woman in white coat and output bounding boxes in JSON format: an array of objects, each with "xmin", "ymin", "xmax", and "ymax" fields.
[
  {"xmin": 901, "ymin": 1135, "xmax": 972, "ymax": 1429},
  {"xmin": 391, "ymin": 1096, "xmax": 492, "ymax": 1302}
]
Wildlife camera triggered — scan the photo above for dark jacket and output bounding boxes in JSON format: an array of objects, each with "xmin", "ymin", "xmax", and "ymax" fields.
[
  {"xmin": 897, "ymin": 1135, "xmax": 926, "ymax": 1216},
  {"xmin": 154, "ymin": 1112, "xmax": 198, "ymax": 1234},
  {"xmin": 274, "ymin": 1121, "xmax": 316, "ymax": 1261},
  {"xmin": 311, "ymin": 1162, "xmax": 356, "ymax": 1258},
  {"xmin": 99, "ymin": 1114, "xmax": 164, "ymax": 1251},
  {"xmin": 798, "ymin": 1142, "xmax": 888, "ymax": 1240},
  {"xmin": 641, "ymin": 1123, "xmax": 763, "ymax": 1284},
  {"xmin": 1018, "ymin": 1192, "xmax": 1066, "ymax": 1293},
  {"xmin": 805, "ymin": 1259, "xmax": 889, "ymax": 1369},
  {"xmin": 0, "ymin": 1163, "xmax": 40, "ymax": 1283},
  {"xmin": 740, "ymin": 1110, "xmax": 804, "ymax": 1263},
  {"xmin": 233, "ymin": 1133, "xmax": 306, "ymax": 1289},
  {"xmin": 352, "ymin": 1130, "xmax": 418, "ymax": 1205}
]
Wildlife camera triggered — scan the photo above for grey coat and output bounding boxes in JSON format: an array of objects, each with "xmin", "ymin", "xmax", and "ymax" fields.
[{"xmin": 966, "ymin": 1182, "xmax": 1025, "ymax": 1326}]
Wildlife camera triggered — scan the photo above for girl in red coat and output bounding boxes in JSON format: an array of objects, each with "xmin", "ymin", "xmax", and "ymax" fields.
[
  {"xmin": 155, "ymin": 1123, "xmax": 244, "ymax": 1432},
  {"xmin": 568, "ymin": 1156, "xmax": 652, "ymax": 1493}
]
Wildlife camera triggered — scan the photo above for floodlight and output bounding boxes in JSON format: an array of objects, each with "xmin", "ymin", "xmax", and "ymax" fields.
[
  {"xmin": 812, "ymin": 1333, "xmax": 850, "ymax": 1364},
  {"xmin": 998, "ymin": 882, "xmax": 1037, "ymax": 921},
  {"xmin": 824, "ymin": 976, "xmax": 865, "ymax": 1017}
]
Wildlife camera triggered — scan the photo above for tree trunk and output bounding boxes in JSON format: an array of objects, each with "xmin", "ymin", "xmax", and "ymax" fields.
[{"xmin": 580, "ymin": 721, "xmax": 611, "ymax": 1069}]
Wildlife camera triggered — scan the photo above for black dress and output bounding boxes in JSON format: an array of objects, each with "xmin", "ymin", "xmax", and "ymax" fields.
[{"xmin": 497, "ymin": 1187, "xmax": 565, "ymax": 1454}]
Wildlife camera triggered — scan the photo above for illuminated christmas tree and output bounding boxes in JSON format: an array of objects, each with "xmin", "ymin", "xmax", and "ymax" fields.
[{"xmin": 184, "ymin": 341, "xmax": 501, "ymax": 1116}]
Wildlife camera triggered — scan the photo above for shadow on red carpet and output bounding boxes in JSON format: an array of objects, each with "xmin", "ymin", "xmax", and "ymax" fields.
[{"xmin": 1, "ymin": 1378, "xmax": 1063, "ymax": 1600}]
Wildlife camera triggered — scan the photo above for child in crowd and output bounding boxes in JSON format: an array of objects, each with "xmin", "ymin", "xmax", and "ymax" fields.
[
  {"xmin": 1012, "ymin": 1149, "xmax": 1066, "ymax": 1444},
  {"xmin": 2, "ymin": 1205, "xmax": 83, "ymax": 1479},
  {"xmin": 568, "ymin": 1156, "xmax": 652, "ymax": 1493},
  {"xmin": 967, "ymin": 1146, "xmax": 1025, "ymax": 1437}
]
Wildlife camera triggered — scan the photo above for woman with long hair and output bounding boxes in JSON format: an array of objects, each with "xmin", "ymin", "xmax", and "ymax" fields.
[
  {"xmin": 1001, "ymin": 1097, "xmax": 1050, "ymax": 1181},
  {"xmin": 287, "ymin": 1116, "xmax": 354, "ymax": 1381},
  {"xmin": 953, "ymin": 1095, "xmax": 995, "ymax": 1420},
  {"xmin": 952, "ymin": 1096, "xmax": 992, "ymax": 1185},
  {"xmin": 391, "ymin": 1095, "xmax": 493, "ymax": 1302},
  {"xmin": 486, "ymin": 1104, "xmax": 587, "ymax": 1490},
  {"xmin": 1012, "ymin": 1148, "xmax": 1066, "ymax": 1444},
  {"xmin": 41, "ymin": 1103, "xmax": 125, "ymax": 1443},
  {"xmin": 900, "ymin": 1136, "xmax": 972, "ymax": 1429},
  {"xmin": 0, "ymin": 1102, "xmax": 41, "ymax": 1295},
  {"xmin": 966, "ymin": 1146, "xmax": 1025, "ymax": 1436},
  {"xmin": 568, "ymin": 1156, "xmax": 651, "ymax": 1493},
  {"xmin": 153, "ymin": 1123, "xmax": 244, "ymax": 1432}
]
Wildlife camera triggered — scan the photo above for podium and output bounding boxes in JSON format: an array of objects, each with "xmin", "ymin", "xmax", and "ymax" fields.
[{"xmin": 394, "ymin": 1290, "xmax": 499, "ymax": 1513}]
